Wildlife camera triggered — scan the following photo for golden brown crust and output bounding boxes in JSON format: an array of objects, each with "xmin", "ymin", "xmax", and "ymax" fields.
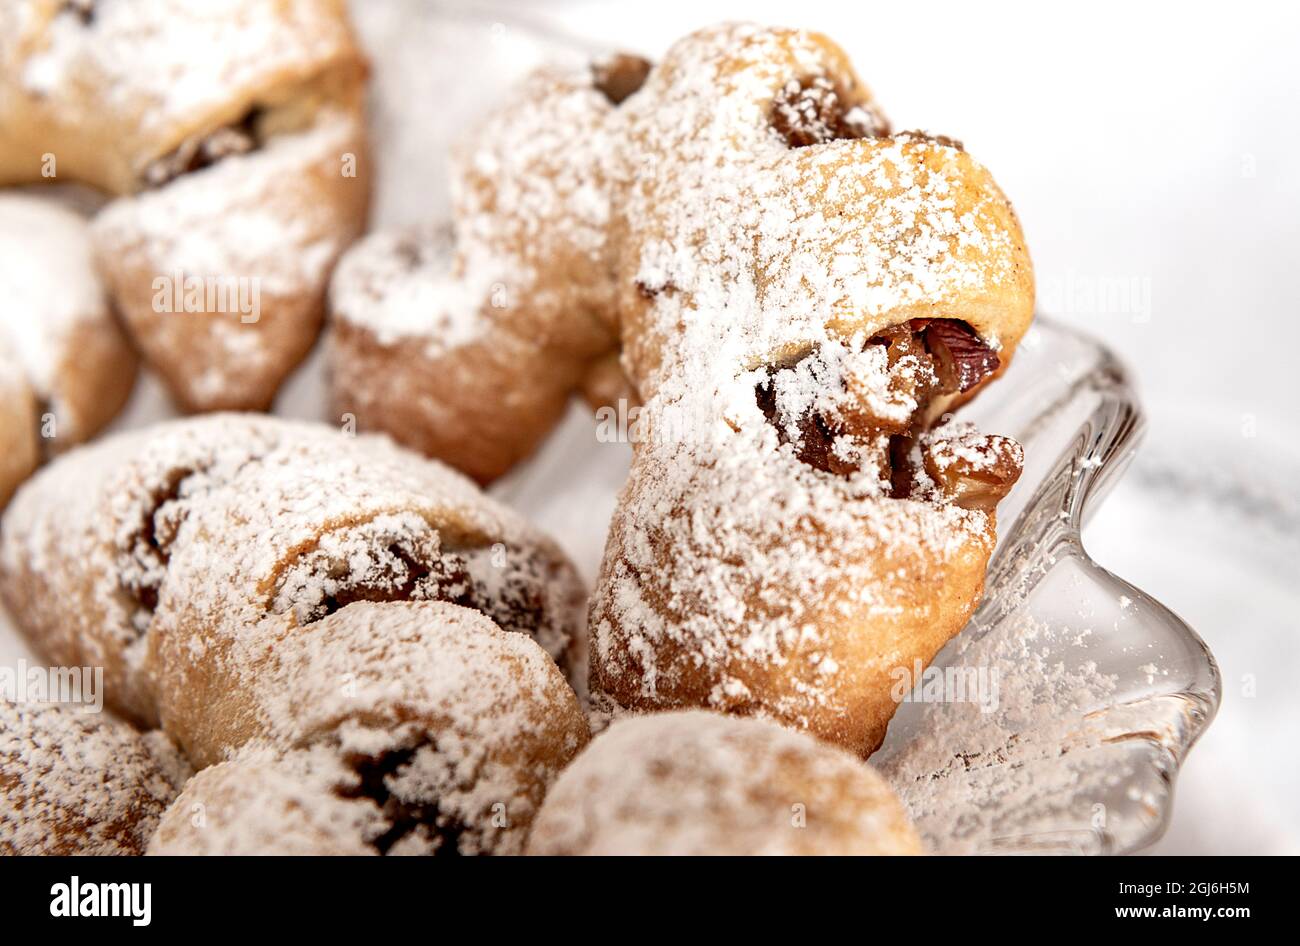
[
  {"xmin": 0, "ymin": 0, "xmax": 365, "ymax": 194},
  {"xmin": 150, "ymin": 603, "xmax": 589, "ymax": 855},
  {"xmin": 527, "ymin": 711, "xmax": 922, "ymax": 856},
  {"xmin": 0, "ymin": 366, "xmax": 38, "ymax": 510},
  {"xmin": 328, "ymin": 320, "xmax": 578, "ymax": 486},
  {"xmin": 0, "ymin": 194, "xmax": 136, "ymax": 503},
  {"xmin": 582, "ymin": 24, "xmax": 1033, "ymax": 756},
  {"xmin": 612, "ymin": 29, "xmax": 1033, "ymax": 400},
  {"xmin": 326, "ymin": 64, "xmax": 621, "ymax": 483},
  {"xmin": 0, "ymin": 415, "xmax": 586, "ymax": 728},
  {"xmin": 590, "ymin": 430, "xmax": 996, "ymax": 757},
  {"xmin": 2, "ymin": 418, "xmax": 589, "ymax": 855},
  {"xmin": 94, "ymin": 111, "xmax": 370, "ymax": 412},
  {"xmin": 0, "ymin": 0, "xmax": 371, "ymax": 412},
  {"xmin": 47, "ymin": 315, "xmax": 138, "ymax": 451},
  {"xmin": 326, "ymin": 242, "xmax": 585, "ymax": 483},
  {"xmin": 0, "ymin": 702, "xmax": 188, "ymax": 856}
]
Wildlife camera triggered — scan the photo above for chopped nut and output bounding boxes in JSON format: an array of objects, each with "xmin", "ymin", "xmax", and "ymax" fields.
[
  {"xmin": 897, "ymin": 129, "xmax": 966, "ymax": 151},
  {"xmin": 592, "ymin": 54, "xmax": 653, "ymax": 106},
  {"xmin": 921, "ymin": 430, "xmax": 1023, "ymax": 511},
  {"xmin": 755, "ymin": 321, "xmax": 1014, "ymax": 508},
  {"xmin": 771, "ymin": 75, "xmax": 888, "ymax": 148},
  {"xmin": 917, "ymin": 318, "xmax": 1000, "ymax": 393},
  {"xmin": 141, "ymin": 110, "xmax": 260, "ymax": 188}
]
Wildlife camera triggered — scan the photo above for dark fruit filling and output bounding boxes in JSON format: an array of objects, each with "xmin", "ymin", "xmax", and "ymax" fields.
[
  {"xmin": 756, "ymin": 319, "xmax": 1021, "ymax": 508},
  {"xmin": 771, "ymin": 75, "xmax": 888, "ymax": 147},
  {"xmin": 592, "ymin": 54, "xmax": 652, "ymax": 106}
]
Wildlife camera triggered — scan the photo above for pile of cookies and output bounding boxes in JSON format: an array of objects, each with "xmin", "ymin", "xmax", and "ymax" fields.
[{"xmin": 0, "ymin": 11, "xmax": 1033, "ymax": 856}]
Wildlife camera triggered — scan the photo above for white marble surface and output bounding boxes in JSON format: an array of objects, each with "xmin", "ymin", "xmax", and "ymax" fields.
[{"xmin": 2, "ymin": 0, "xmax": 1295, "ymax": 855}]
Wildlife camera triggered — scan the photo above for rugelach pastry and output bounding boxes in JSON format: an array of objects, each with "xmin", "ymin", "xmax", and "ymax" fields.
[
  {"xmin": 0, "ymin": 193, "xmax": 136, "ymax": 507},
  {"xmin": 1, "ymin": 416, "xmax": 588, "ymax": 854},
  {"xmin": 528, "ymin": 710, "xmax": 921, "ymax": 856},
  {"xmin": 0, "ymin": 700, "xmax": 189, "ymax": 855},
  {"xmin": 0, "ymin": 0, "xmax": 371, "ymax": 411}
]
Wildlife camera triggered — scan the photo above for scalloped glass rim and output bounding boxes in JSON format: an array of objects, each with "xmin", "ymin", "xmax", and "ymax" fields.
[{"xmin": 873, "ymin": 316, "xmax": 1221, "ymax": 855}]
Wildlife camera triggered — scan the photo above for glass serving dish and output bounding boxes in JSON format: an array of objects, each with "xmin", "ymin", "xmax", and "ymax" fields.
[{"xmin": 871, "ymin": 317, "xmax": 1221, "ymax": 854}]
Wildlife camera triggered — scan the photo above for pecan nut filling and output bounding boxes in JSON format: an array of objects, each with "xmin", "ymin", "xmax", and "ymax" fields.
[
  {"xmin": 592, "ymin": 53, "xmax": 653, "ymax": 106},
  {"xmin": 141, "ymin": 108, "xmax": 262, "ymax": 188},
  {"xmin": 756, "ymin": 319, "xmax": 1022, "ymax": 510},
  {"xmin": 771, "ymin": 74, "xmax": 889, "ymax": 147}
]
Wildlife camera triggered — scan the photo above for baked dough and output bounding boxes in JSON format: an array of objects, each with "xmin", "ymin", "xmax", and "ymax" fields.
[
  {"xmin": 0, "ymin": 414, "xmax": 586, "ymax": 727},
  {"xmin": 0, "ymin": 194, "xmax": 136, "ymax": 506},
  {"xmin": 327, "ymin": 227, "xmax": 595, "ymax": 484},
  {"xmin": 150, "ymin": 603, "xmax": 588, "ymax": 856},
  {"xmin": 326, "ymin": 59, "xmax": 626, "ymax": 482},
  {"xmin": 148, "ymin": 748, "xmax": 380, "ymax": 857},
  {"xmin": 1, "ymin": 417, "xmax": 590, "ymax": 855},
  {"xmin": 527, "ymin": 710, "xmax": 922, "ymax": 856},
  {"xmin": 589, "ymin": 25, "xmax": 1032, "ymax": 755},
  {"xmin": 0, "ymin": 0, "xmax": 371, "ymax": 411},
  {"xmin": 0, "ymin": 701, "xmax": 189, "ymax": 855}
]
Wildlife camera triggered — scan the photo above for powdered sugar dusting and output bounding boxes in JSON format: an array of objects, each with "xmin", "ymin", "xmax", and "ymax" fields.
[
  {"xmin": 5, "ymin": 0, "xmax": 359, "ymax": 177},
  {"xmin": 0, "ymin": 701, "xmax": 188, "ymax": 855},
  {"xmin": 584, "ymin": 24, "xmax": 1032, "ymax": 744},
  {"xmin": 877, "ymin": 613, "xmax": 1122, "ymax": 853},
  {"xmin": 1, "ymin": 415, "xmax": 585, "ymax": 727},
  {"xmin": 528, "ymin": 710, "xmax": 920, "ymax": 855},
  {"xmin": 614, "ymin": 24, "xmax": 1026, "ymax": 401},
  {"xmin": 329, "ymin": 227, "xmax": 487, "ymax": 351},
  {"xmin": 93, "ymin": 111, "xmax": 362, "ymax": 296},
  {"xmin": 151, "ymin": 603, "xmax": 588, "ymax": 856},
  {"xmin": 0, "ymin": 194, "xmax": 106, "ymax": 395},
  {"xmin": 333, "ymin": 61, "xmax": 618, "ymax": 360},
  {"xmin": 147, "ymin": 746, "xmax": 379, "ymax": 856},
  {"xmin": 248, "ymin": 601, "xmax": 585, "ymax": 854},
  {"xmin": 3, "ymin": 416, "xmax": 590, "ymax": 854}
]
